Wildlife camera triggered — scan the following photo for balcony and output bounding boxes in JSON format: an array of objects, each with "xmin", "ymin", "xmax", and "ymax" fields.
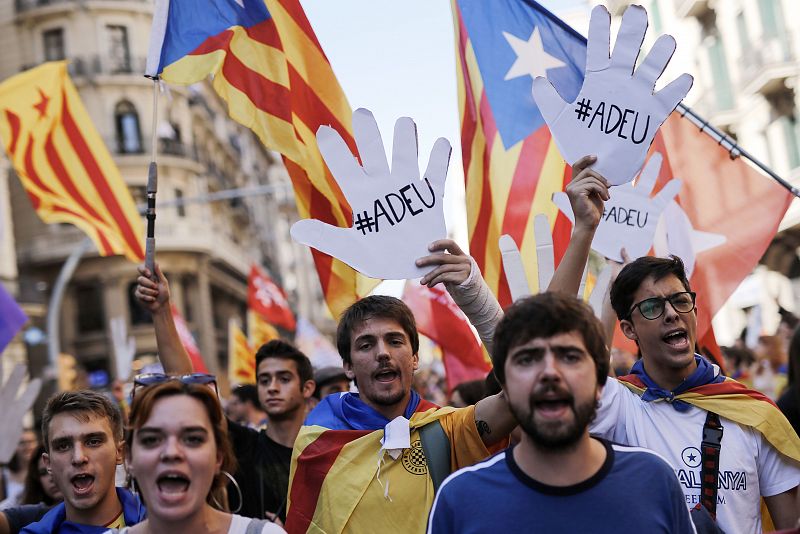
[
  {"xmin": 673, "ymin": 0, "xmax": 710, "ymax": 19},
  {"xmin": 68, "ymin": 55, "xmax": 148, "ymax": 78},
  {"xmin": 739, "ymin": 34, "xmax": 798, "ymax": 95},
  {"xmin": 16, "ymin": 0, "xmax": 150, "ymax": 15}
]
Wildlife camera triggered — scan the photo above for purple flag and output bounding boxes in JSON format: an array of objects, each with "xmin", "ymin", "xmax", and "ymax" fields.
[{"xmin": 0, "ymin": 283, "xmax": 26, "ymax": 353}]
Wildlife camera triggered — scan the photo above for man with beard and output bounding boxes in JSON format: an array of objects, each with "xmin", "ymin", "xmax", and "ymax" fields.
[
  {"xmin": 134, "ymin": 268, "xmax": 314, "ymax": 523},
  {"xmin": 22, "ymin": 391, "xmax": 146, "ymax": 533},
  {"xmin": 427, "ymin": 293, "xmax": 694, "ymax": 533}
]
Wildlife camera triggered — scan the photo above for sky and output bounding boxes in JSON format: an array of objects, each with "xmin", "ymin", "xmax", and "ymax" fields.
[{"xmin": 301, "ymin": 0, "xmax": 590, "ymax": 249}]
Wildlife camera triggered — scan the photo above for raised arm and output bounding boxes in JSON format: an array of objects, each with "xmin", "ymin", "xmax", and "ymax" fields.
[
  {"xmin": 417, "ymin": 239, "xmax": 504, "ymax": 357},
  {"xmin": 473, "ymin": 391, "xmax": 516, "ymax": 447},
  {"xmin": 548, "ymin": 155, "xmax": 609, "ymax": 295},
  {"xmin": 134, "ymin": 264, "xmax": 193, "ymax": 374}
]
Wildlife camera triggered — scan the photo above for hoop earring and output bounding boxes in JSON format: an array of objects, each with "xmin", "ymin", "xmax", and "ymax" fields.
[{"xmin": 211, "ymin": 471, "xmax": 242, "ymax": 514}]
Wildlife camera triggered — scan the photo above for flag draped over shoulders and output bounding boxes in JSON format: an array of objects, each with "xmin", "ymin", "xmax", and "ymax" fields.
[
  {"xmin": 147, "ymin": 0, "xmax": 378, "ymax": 317},
  {"xmin": 617, "ymin": 357, "xmax": 800, "ymax": 463},
  {"xmin": 286, "ymin": 391, "xmax": 453, "ymax": 534},
  {"xmin": 0, "ymin": 62, "xmax": 144, "ymax": 262}
]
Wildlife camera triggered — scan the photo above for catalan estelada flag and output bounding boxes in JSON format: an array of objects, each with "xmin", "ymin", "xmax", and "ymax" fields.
[
  {"xmin": 617, "ymin": 374, "xmax": 800, "ymax": 463},
  {"xmin": 228, "ymin": 319, "xmax": 255, "ymax": 385},
  {"xmin": 147, "ymin": 0, "xmax": 378, "ymax": 317},
  {"xmin": 0, "ymin": 62, "xmax": 144, "ymax": 262},
  {"xmin": 452, "ymin": 1, "xmax": 791, "ymax": 351}
]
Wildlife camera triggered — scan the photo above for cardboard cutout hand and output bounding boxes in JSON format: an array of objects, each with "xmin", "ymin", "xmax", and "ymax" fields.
[
  {"xmin": 110, "ymin": 316, "xmax": 136, "ymax": 382},
  {"xmin": 0, "ymin": 364, "xmax": 41, "ymax": 464},
  {"xmin": 553, "ymin": 152, "xmax": 681, "ymax": 262},
  {"xmin": 499, "ymin": 214, "xmax": 611, "ymax": 315},
  {"xmin": 533, "ymin": 4, "xmax": 692, "ymax": 185},
  {"xmin": 291, "ymin": 108, "xmax": 451, "ymax": 280}
]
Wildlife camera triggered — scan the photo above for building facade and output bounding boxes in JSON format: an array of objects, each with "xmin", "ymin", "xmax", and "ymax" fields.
[{"xmin": 0, "ymin": 0, "xmax": 329, "ymax": 392}]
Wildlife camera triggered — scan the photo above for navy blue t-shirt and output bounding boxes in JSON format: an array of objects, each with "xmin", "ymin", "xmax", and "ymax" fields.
[{"xmin": 428, "ymin": 438, "xmax": 695, "ymax": 534}]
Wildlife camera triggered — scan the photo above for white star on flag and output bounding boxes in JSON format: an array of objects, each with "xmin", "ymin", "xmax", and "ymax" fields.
[
  {"xmin": 503, "ymin": 27, "xmax": 566, "ymax": 81},
  {"xmin": 233, "ymin": 0, "xmax": 245, "ymax": 8},
  {"xmin": 654, "ymin": 201, "xmax": 726, "ymax": 277}
]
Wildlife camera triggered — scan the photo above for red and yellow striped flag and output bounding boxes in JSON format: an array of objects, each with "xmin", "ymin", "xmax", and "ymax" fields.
[
  {"xmin": 0, "ymin": 62, "xmax": 144, "ymax": 261},
  {"xmin": 147, "ymin": 0, "xmax": 378, "ymax": 317},
  {"xmin": 228, "ymin": 319, "xmax": 255, "ymax": 385},
  {"xmin": 248, "ymin": 309, "xmax": 280, "ymax": 352}
]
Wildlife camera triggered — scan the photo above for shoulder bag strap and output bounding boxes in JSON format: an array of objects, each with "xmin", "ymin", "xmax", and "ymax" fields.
[
  {"xmin": 419, "ymin": 420, "xmax": 452, "ymax": 492},
  {"xmin": 698, "ymin": 411, "xmax": 724, "ymax": 518}
]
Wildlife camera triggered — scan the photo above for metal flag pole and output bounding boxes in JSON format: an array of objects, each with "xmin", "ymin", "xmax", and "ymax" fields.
[
  {"xmin": 145, "ymin": 77, "xmax": 159, "ymax": 273},
  {"xmin": 676, "ymin": 102, "xmax": 800, "ymax": 199}
]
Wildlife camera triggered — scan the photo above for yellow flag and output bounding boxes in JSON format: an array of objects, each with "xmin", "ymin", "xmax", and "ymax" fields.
[
  {"xmin": 0, "ymin": 62, "xmax": 144, "ymax": 261},
  {"xmin": 248, "ymin": 309, "xmax": 280, "ymax": 351},
  {"xmin": 228, "ymin": 319, "xmax": 255, "ymax": 385}
]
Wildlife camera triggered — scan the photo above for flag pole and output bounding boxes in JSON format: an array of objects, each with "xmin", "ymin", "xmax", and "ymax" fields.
[
  {"xmin": 145, "ymin": 78, "xmax": 159, "ymax": 274},
  {"xmin": 676, "ymin": 103, "xmax": 800, "ymax": 199}
]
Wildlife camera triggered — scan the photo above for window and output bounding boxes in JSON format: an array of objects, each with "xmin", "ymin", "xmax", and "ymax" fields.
[
  {"xmin": 758, "ymin": 0, "xmax": 780, "ymax": 38},
  {"xmin": 175, "ymin": 189, "xmax": 185, "ymax": 217},
  {"xmin": 781, "ymin": 116, "xmax": 800, "ymax": 169},
  {"xmin": 650, "ymin": 0, "xmax": 662, "ymax": 34},
  {"xmin": 736, "ymin": 12, "xmax": 749, "ymax": 53},
  {"xmin": 107, "ymin": 25, "xmax": 131, "ymax": 73},
  {"xmin": 43, "ymin": 28, "xmax": 65, "ymax": 61},
  {"xmin": 115, "ymin": 100, "xmax": 142, "ymax": 154},
  {"xmin": 76, "ymin": 283, "xmax": 105, "ymax": 333},
  {"xmin": 707, "ymin": 37, "xmax": 734, "ymax": 110}
]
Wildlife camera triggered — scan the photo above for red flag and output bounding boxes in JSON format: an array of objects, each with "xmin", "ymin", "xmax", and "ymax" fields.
[
  {"xmin": 248, "ymin": 264, "xmax": 295, "ymax": 331},
  {"xmin": 170, "ymin": 304, "xmax": 209, "ymax": 374},
  {"xmin": 402, "ymin": 282, "xmax": 491, "ymax": 393}
]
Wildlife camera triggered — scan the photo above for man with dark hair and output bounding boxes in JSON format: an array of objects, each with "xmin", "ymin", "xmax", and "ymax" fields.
[
  {"xmin": 22, "ymin": 391, "xmax": 145, "ymax": 533},
  {"xmin": 599, "ymin": 253, "xmax": 800, "ymax": 532},
  {"xmin": 227, "ymin": 384, "xmax": 268, "ymax": 429},
  {"xmin": 429, "ymin": 293, "xmax": 694, "ymax": 533},
  {"xmin": 134, "ymin": 265, "xmax": 314, "ymax": 522},
  {"xmin": 312, "ymin": 367, "xmax": 350, "ymax": 400},
  {"xmin": 284, "ymin": 294, "xmax": 517, "ymax": 533}
]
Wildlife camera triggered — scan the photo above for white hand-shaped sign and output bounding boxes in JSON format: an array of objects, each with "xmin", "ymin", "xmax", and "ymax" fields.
[
  {"xmin": 291, "ymin": 108, "xmax": 451, "ymax": 280},
  {"xmin": 0, "ymin": 364, "xmax": 41, "ymax": 464},
  {"xmin": 653, "ymin": 200, "xmax": 726, "ymax": 277},
  {"xmin": 499, "ymin": 214, "xmax": 612, "ymax": 318},
  {"xmin": 110, "ymin": 316, "xmax": 136, "ymax": 382},
  {"xmin": 553, "ymin": 153, "xmax": 681, "ymax": 262},
  {"xmin": 532, "ymin": 4, "xmax": 692, "ymax": 185}
]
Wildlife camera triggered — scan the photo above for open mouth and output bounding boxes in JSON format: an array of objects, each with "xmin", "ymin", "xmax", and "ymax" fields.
[
  {"xmin": 662, "ymin": 330, "xmax": 689, "ymax": 349},
  {"xmin": 157, "ymin": 473, "xmax": 190, "ymax": 494},
  {"xmin": 532, "ymin": 396, "xmax": 573, "ymax": 419},
  {"xmin": 70, "ymin": 474, "xmax": 95, "ymax": 495},
  {"xmin": 374, "ymin": 369, "xmax": 399, "ymax": 383}
]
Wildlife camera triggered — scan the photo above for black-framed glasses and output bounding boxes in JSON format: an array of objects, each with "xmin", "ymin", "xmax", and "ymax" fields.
[
  {"xmin": 627, "ymin": 291, "xmax": 696, "ymax": 321},
  {"xmin": 132, "ymin": 373, "xmax": 218, "ymax": 403}
]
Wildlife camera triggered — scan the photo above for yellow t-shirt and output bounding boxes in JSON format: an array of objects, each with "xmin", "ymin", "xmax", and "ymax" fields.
[
  {"xmin": 105, "ymin": 511, "xmax": 126, "ymax": 529},
  {"xmin": 340, "ymin": 405, "xmax": 495, "ymax": 533}
]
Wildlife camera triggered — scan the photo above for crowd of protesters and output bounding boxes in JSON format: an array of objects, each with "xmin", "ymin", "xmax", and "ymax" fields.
[{"xmin": 0, "ymin": 156, "xmax": 798, "ymax": 534}]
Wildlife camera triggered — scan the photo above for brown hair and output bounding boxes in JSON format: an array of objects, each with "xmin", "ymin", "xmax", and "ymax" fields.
[
  {"xmin": 42, "ymin": 390, "xmax": 123, "ymax": 453},
  {"xmin": 336, "ymin": 295, "xmax": 420, "ymax": 365},
  {"xmin": 126, "ymin": 381, "xmax": 236, "ymax": 508},
  {"xmin": 493, "ymin": 292, "xmax": 609, "ymax": 386},
  {"xmin": 22, "ymin": 444, "xmax": 59, "ymax": 505}
]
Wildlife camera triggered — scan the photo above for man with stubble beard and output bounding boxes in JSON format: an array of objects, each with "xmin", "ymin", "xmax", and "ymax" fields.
[{"xmin": 428, "ymin": 293, "xmax": 694, "ymax": 534}]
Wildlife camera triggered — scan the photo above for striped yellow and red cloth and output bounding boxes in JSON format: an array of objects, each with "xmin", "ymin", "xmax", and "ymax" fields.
[
  {"xmin": 0, "ymin": 62, "xmax": 144, "ymax": 262},
  {"xmin": 285, "ymin": 392, "xmax": 497, "ymax": 533},
  {"xmin": 147, "ymin": 0, "xmax": 378, "ymax": 317}
]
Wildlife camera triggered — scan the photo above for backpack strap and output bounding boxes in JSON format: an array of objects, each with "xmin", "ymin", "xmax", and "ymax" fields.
[
  {"xmin": 419, "ymin": 420, "xmax": 451, "ymax": 492},
  {"xmin": 698, "ymin": 411, "xmax": 724, "ymax": 518}
]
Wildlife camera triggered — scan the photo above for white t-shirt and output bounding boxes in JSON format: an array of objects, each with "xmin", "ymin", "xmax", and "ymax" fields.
[{"xmin": 590, "ymin": 378, "xmax": 800, "ymax": 534}]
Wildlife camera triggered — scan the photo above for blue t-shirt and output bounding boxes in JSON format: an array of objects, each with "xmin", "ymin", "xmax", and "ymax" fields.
[{"xmin": 427, "ymin": 438, "xmax": 695, "ymax": 534}]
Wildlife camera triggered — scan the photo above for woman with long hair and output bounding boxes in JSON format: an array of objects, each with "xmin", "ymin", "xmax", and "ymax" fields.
[
  {"xmin": 21, "ymin": 444, "xmax": 62, "ymax": 506},
  {"xmin": 110, "ymin": 376, "xmax": 284, "ymax": 534}
]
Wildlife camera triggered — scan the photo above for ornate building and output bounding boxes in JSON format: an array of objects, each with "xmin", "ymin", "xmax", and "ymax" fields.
[{"xmin": 0, "ymin": 0, "xmax": 329, "ymax": 392}]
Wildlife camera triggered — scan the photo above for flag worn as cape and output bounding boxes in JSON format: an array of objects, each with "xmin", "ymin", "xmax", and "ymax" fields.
[
  {"xmin": 285, "ymin": 391, "xmax": 454, "ymax": 533},
  {"xmin": 21, "ymin": 487, "xmax": 145, "ymax": 534},
  {"xmin": 618, "ymin": 358, "xmax": 800, "ymax": 463}
]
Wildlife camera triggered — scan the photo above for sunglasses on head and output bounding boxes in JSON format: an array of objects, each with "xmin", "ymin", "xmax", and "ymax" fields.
[
  {"xmin": 626, "ymin": 291, "xmax": 696, "ymax": 321},
  {"xmin": 132, "ymin": 373, "xmax": 218, "ymax": 403}
]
